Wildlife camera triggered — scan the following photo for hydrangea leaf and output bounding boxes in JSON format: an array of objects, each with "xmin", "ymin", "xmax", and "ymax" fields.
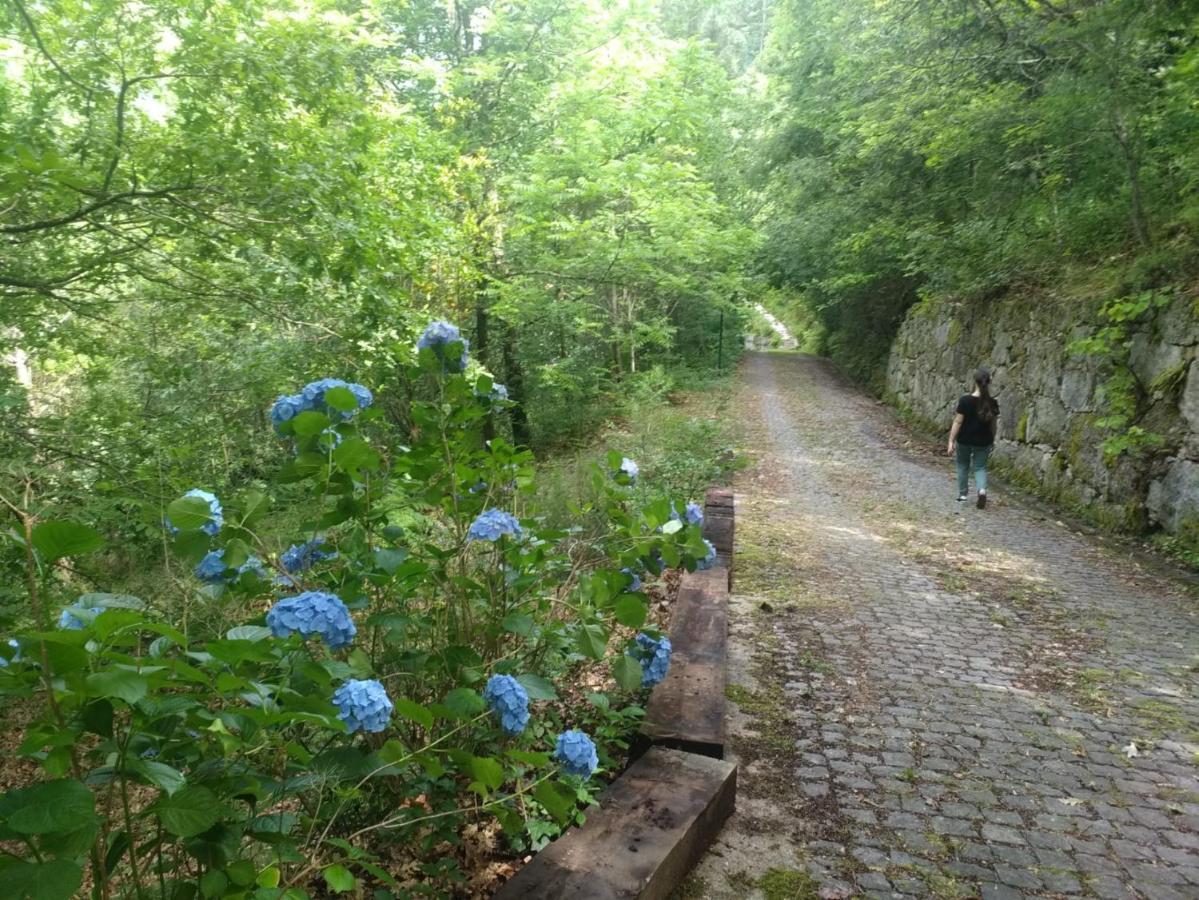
[
  {"xmin": 225, "ymin": 626, "xmax": 272, "ymax": 642},
  {"xmin": 31, "ymin": 520, "xmax": 105, "ymax": 562},
  {"xmin": 151, "ymin": 785, "xmax": 222, "ymax": 837},
  {"xmin": 660, "ymin": 519, "xmax": 684, "ymax": 535},
  {"xmin": 443, "ymin": 688, "xmax": 484, "ymax": 719},
  {"xmin": 614, "ymin": 655, "xmax": 644, "ymax": 692},
  {"xmin": 516, "ymin": 674, "xmax": 557, "ymax": 700},
  {"xmin": 332, "ymin": 438, "xmax": 381, "ymax": 476},
  {"xmin": 77, "ymin": 592, "xmax": 143, "ymax": 610},
  {"xmin": 168, "ymin": 500, "xmax": 216, "ymax": 536},
  {"xmin": 323, "ymin": 865, "xmax": 356, "ymax": 894},
  {"xmin": 470, "ymin": 756, "xmax": 505, "ymax": 793},
  {"xmin": 393, "ymin": 698, "xmax": 433, "ymax": 730},
  {"xmin": 3, "ymin": 860, "xmax": 83, "ymax": 900},
  {"xmin": 86, "ymin": 670, "xmax": 149, "ymax": 705},
  {"xmin": 131, "ymin": 760, "xmax": 186, "ymax": 796},
  {"xmin": 506, "ymin": 749, "xmax": 551, "ymax": 767},
  {"xmin": 614, "ymin": 595, "xmax": 648, "ymax": 629},
  {"xmin": 373, "ymin": 548, "xmax": 408, "ymax": 575},
  {"xmin": 172, "ymin": 530, "xmax": 210, "ymax": 564},
  {"xmin": 0, "ymin": 779, "xmax": 97, "ymax": 835},
  {"xmin": 574, "ymin": 622, "xmax": 607, "ymax": 660},
  {"xmin": 290, "ymin": 410, "xmax": 330, "ymax": 437},
  {"xmin": 533, "ymin": 780, "xmax": 576, "ymax": 825},
  {"xmin": 501, "ymin": 612, "xmax": 534, "ymax": 637},
  {"xmin": 323, "ymin": 386, "xmax": 358, "ymax": 413}
]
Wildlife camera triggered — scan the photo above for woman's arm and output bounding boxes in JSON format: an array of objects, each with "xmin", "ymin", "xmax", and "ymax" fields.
[{"xmin": 948, "ymin": 413, "xmax": 964, "ymax": 455}]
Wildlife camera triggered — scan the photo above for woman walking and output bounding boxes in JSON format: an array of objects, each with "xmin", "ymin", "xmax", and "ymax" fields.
[{"xmin": 948, "ymin": 367, "xmax": 999, "ymax": 508}]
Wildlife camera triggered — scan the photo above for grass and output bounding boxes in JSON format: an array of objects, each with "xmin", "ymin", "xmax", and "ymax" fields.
[{"xmin": 758, "ymin": 867, "xmax": 821, "ymax": 900}]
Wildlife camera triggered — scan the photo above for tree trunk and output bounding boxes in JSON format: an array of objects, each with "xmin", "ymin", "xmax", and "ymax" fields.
[{"xmin": 501, "ymin": 326, "xmax": 532, "ymax": 450}]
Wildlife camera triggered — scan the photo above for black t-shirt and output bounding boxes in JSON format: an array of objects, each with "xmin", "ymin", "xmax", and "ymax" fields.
[{"xmin": 955, "ymin": 394, "xmax": 999, "ymax": 447}]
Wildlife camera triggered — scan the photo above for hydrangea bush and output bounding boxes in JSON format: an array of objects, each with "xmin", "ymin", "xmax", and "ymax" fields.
[{"xmin": 0, "ymin": 320, "xmax": 716, "ymax": 898}]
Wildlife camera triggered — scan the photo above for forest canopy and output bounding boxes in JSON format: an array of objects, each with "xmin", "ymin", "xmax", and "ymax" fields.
[{"xmin": 757, "ymin": 0, "xmax": 1199, "ymax": 384}]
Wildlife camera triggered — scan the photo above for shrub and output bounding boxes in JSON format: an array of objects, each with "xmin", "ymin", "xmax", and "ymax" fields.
[{"xmin": 0, "ymin": 324, "xmax": 716, "ymax": 898}]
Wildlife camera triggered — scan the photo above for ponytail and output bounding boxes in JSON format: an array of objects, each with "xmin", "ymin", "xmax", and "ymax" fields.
[{"xmin": 975, "ymin": 367, "xmax": 995, "ymax": 425}]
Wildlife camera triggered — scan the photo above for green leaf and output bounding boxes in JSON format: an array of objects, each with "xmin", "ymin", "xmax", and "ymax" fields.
[
  {"xmin": 515, "ymin": 674, "xmax": 557, "ymax": 700},
  {"xmin": 333, "ymin": 437, "xmax": 380, "ymax": 477},
  {"xmin": 614, "ymin": 655, "xmax": 644, "ymax": 692},
  {"xmin": 167, "ymin": 495, "xmax": 216, "ymax": 532},
  {"xmin": 501, "ymin": 612, "xmax": 534, "ymax": 636},
  {"xmin": 574, "ymin": 622, "xmax": 608, "ymax": 660},
  {"xmin": 0, "ymin": 779, "xmax": 97, "ymax": 835},
  {"xmin": 323, "ymin": 864, "xmax": 356, "ymax": 893},
  {"xmin": 661, "ymin": 519, "xmax": 683, "ymax": 535},
  {"xmin": 31, "ymin": 521, "xmax": 104, "ymax": 562},
  {"xmin": 443, "ymin": 688, "xmax": 484, "ymax": 719},
  {"xmin": 393, "ymin": 698, "xmax": 433, "ymax": 730},
  {"xmin": 78, "ymin": 592, "xmax": 144, "ymax": 611},
  {"xmin": 324, "ymin": 386, "xmax": 358, "ymax": 413},
  {"xmin": 506, "ymin": 749, "xmax": 550, "ymax": 767},
  {"xmin": 373, "ymin": 548, "xmax": 408, "ymax": 574},
  {"xmin": 3, "ymin": 860, "xmax": 83, "ymax": 900},
  {"xmin": 152, "ymin": 785, "xmax": 222, "ymax": 837},
  {"xmin": 226, "ymin": 625, "xmax": 273, "ymax": 642},
  {"xmin": 533, "ymin": 780, "xmax": 576, "ymax": 825},
  {"xmin": 86, "ymin": 670, "xmax": 149, "ymax": 705},
  {"xmin": 239, "ymin": 490, "xmax": 271, "ymax": 526},
  {"xmin": 614, "ymin": 594, "xmax": 647, "ymax": 629},
  {"xmin": 470, "ymin": 756, "xmax": 505, "ymax": 792},
  {"xmin": 291, "ymin": 410, "xmax": 331, "ymax": 436},
  {"xmin": 132, "ymin": 760, "xmax": 186, "ymax": 796}
]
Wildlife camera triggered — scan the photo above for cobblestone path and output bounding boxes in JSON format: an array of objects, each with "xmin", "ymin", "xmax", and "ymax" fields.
[{"xmin": 686, "ymin": 354, "xmax": 1199, "ymax": 900}]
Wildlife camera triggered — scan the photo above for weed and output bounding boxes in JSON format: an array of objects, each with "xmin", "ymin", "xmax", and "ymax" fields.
[{"xmin": 759, "ymin": 867, "xmax": 821, "ymax": 900}]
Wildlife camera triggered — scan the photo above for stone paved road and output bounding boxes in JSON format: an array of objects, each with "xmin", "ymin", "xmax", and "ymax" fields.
[{"xmin": 685, "ymin": 354, "xmax": 1199, "ymax": 900}]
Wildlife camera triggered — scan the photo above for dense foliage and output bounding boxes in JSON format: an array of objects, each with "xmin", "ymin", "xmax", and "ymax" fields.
[
  {"xmin": 0, "ymin": 0, "xmax": 756, "ymax": 574},
  {"xmin": 757, "ymin": 0, "xmax": 1199, "ymax": 386},
  {"xmin": 0, "ymin": 325, "xmax": 717, "ymax": 898}
]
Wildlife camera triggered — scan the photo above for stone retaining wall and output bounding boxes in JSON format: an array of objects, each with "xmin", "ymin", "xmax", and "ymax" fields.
[{"xmin": 885, "ymin": 291, "xmax": 1199, "ymax": 539}]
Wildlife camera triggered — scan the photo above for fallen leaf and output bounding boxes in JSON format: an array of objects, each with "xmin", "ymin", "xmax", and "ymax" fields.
[{"xmin": 1057, "ymin": 797, "xmax": 1085, "ymax": 807}]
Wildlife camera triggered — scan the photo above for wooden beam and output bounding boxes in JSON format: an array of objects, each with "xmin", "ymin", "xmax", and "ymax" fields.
[{"xmin": 493, "ymin": 748, "xmax": 737, "ymax": 900}]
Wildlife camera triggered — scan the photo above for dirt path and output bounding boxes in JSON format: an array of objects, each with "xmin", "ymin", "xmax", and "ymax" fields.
[{"xmin": 683, "ymin": 353, "xmax": 1199, "ymax": 900}]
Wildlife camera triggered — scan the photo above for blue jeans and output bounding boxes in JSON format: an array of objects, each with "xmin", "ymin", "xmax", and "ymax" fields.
[{"xmin": 956, "ymin": 443, "xmax": 992, "ymax": 496}]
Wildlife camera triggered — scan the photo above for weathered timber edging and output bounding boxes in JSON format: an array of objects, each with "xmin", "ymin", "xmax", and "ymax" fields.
[
  {"xmin": 492, "ymin": 748, "xmax": 736, "ymax": 900},
  {"xmin": 494, "ymin": 488, "xmax": 735, "ymax": 899}
]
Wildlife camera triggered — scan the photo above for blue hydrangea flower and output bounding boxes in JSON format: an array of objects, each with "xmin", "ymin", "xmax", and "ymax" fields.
[
  {"xmin": 618, "ymin": 458, "xmax": 638, "ymax": 482},
  {"xmin": 483, "ymin": 674, "xmax": 530, "ymax": 736},
  {"xmin": 621, "ymin": 568, "xmax": 642, "ymax": 593},
  {"xmin": 631, "ymin": 633, "xmax": 672, "ymax": 687},
  {"xmin": 0, "ymin": 639, "xmax": 20, "ymax": 667},
  {"xmin": 468, "ymin": 480, "xmax": 488, "ymax": 495},
  {"xmin": 467, "ymin": 508, "xmax": 522, "ymax": 543},
  {"xmin": 333, "ymin": 679, "xmax": 394, "ymax": 733},
  {"xmin": 280, "ymin": 537, "xmax": 337, "ymax": 574},
  {"xmin": 684, "ymin": 502, "xmax": 704, "ymax": 526},
  {"xmin": 554, "ymin": 730, "xmax": 599, "ymax": 778},
  {"xmin": 267, "ymin": 591, "xmax": 356, "ymax": 649},
  {"xmin": 696, "ymin": 539, "xmax": 718, "ymax": 571},
  {"xmin": 195, "ymin": 550, "xmax": 267, "ymax": 584},
  {"xmin": 490, "ymin": 383, "xmax": 509, "ymax": 401},
  {"xmin": 195, "ymin": 550, "xmax": 229, "ymax": 584},
  {"xmin": 237, "ymin": 556, "xmax": 268, "ymax": 580},
  {"xmin": 348, "ymin": 383, "xmax": 373, "ymax": 409},
  {"xmin": 270, "ymin": 393, "xmax": 306, "ymax": 431},
  {"xmin": 58, "ymin": 606, "xmax": 105, "ymax": 630},
  {"xmin": 271, "ymin": 380, "xmax": 372, "ymax": 432},
  {"xmin": 165, "ymin": 489, "xmax": 222, "ymax": 536},
  {"xmin": 318, "ymin": 428, "xmax": 343, "ymax": 449},
  {"xmin": 416, "ymin": 320, "xmax": 469, "ymax": 371}
]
